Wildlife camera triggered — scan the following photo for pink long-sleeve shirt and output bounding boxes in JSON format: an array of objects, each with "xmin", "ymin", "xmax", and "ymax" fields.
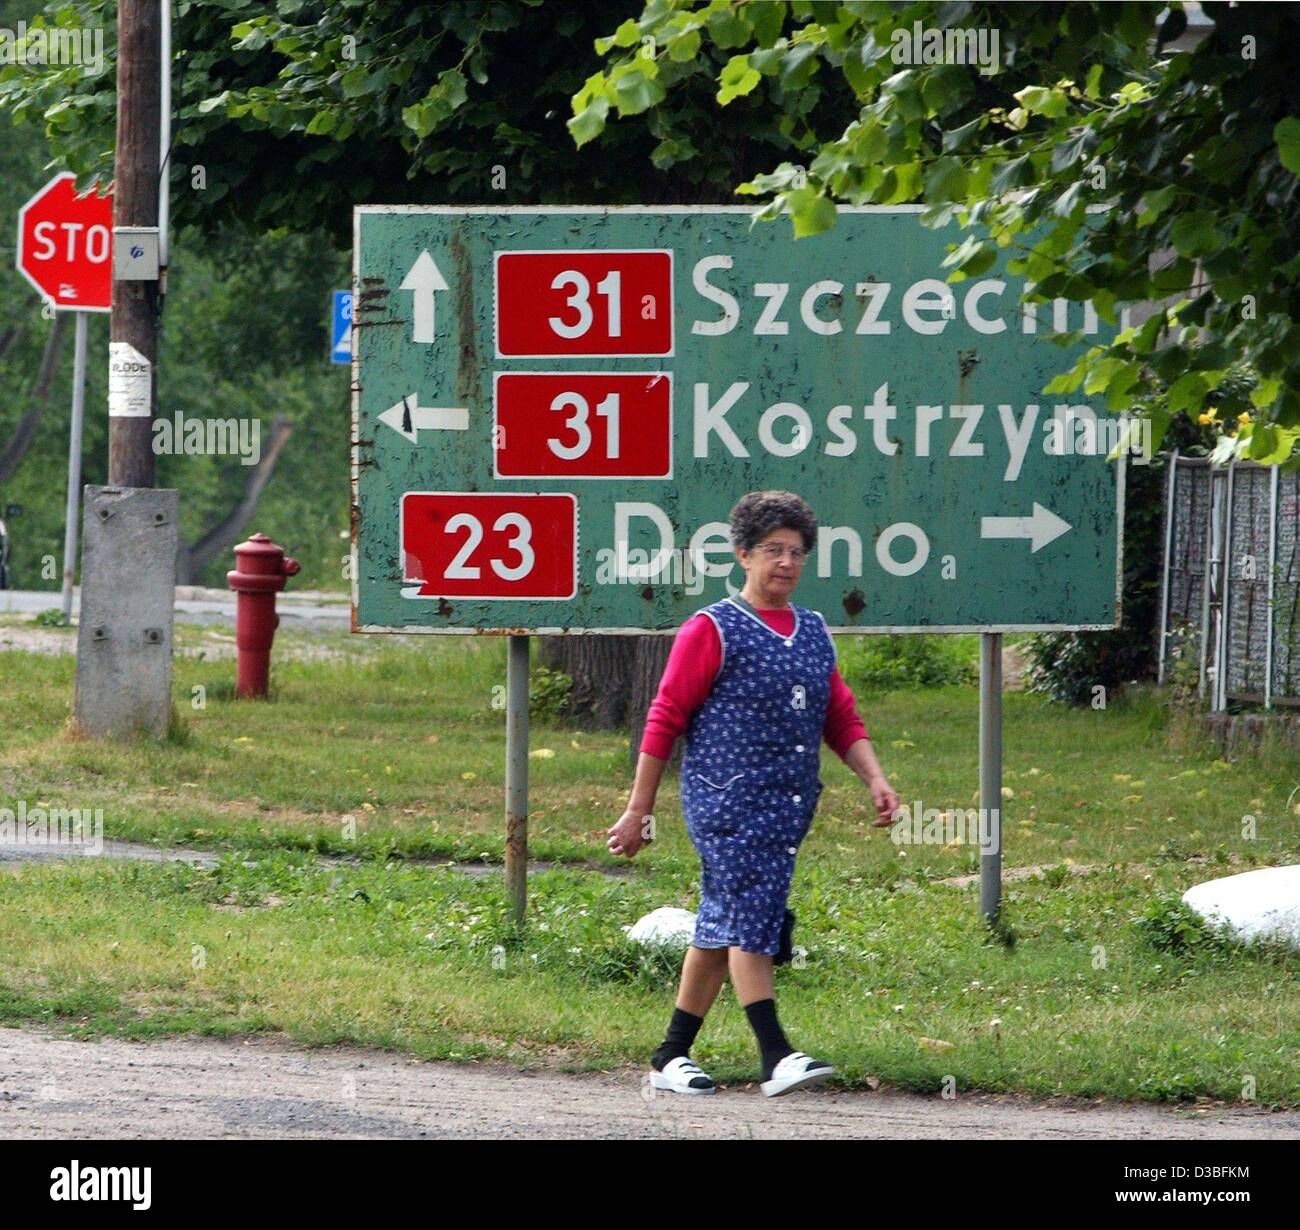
[{"xmin": 639, "ymin": 604, "xmax": 871, "ymax": 762}]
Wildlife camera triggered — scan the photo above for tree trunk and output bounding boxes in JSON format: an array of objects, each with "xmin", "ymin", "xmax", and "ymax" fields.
[
  {"xmin": 0, "ymin": 314, "xmax": 68, "ymax": 485},
  {"xmin": 539, "ymin": 631, "xmax": 681, "ymax": 769},
  {"xmin": 175, "ymin": 414, "xmax": 293, "ymax": 583},
  {"xmin": 0, "ymin": 323, "xmax": 25, "ymax": 365},
  {"xmin": 541, "ymin": 633, "xmax": 638, "ymax": 728}
]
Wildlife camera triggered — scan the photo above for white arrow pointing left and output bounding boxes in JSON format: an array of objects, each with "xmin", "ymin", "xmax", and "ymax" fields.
[
  {"xmin": 980, "ymin": 503, "xmax": 1072, "ymax": 553},
  {"xmin": 377, "ymin": 394, "xmax": 468, "ymax": 443},
  {"xmin": 400, "ymin": 250, "xmax": 449, "ymax": 344}
]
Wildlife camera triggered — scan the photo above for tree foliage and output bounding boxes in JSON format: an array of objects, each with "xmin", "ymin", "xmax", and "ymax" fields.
[
  {"xmin": 572, "ymin": 0, "xmax": 1300, "ymax": 467},
  {"xmin": 0, "ymin": 0, "xmax": 820, "ymax": 242}
]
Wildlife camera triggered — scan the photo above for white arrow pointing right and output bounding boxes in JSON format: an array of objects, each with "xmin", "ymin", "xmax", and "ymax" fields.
[{"xmin": 980, "ymin": 503, "xmax": 1072, "ymax": 553}]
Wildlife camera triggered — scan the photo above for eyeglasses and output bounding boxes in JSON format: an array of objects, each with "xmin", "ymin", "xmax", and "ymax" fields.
[{"xmin": 752, "ymin": 543, "xmax": 808, "ymax": 562}]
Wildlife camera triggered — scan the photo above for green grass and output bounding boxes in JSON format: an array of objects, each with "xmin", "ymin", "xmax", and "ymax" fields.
[{"xmin": 1, "ymin": 621, "xmax": 1299, "ymax": 1102}]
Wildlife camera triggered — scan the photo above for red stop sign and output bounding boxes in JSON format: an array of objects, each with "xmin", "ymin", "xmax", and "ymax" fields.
[{"xmin": 16, "ymin": 172, "xmax": 113, "ymax": 311}]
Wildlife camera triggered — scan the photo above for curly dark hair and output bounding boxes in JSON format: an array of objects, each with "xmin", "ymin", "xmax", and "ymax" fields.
[{"xmin": 729, "ymin": 491, "xmax": 817, "ymax": 553}]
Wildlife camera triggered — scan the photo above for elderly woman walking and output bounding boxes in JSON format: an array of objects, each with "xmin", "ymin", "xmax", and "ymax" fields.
[{"xmin": 608, "ymin": 490, "xmax": 900, "ymax": 1096}]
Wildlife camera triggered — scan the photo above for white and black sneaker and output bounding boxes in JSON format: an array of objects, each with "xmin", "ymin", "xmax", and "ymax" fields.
[
  {"xmin": 649, "ymin": 1055, "xmax": 717, "ymax": 1094},
  {"xmin": 760, "ymin": 1051, "xmax": 835, "ymax": 1097}
]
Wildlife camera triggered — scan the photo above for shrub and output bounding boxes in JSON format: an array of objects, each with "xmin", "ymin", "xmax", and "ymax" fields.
[
  {"xmin": 1131, "ymin": 891, "xmax": 1209, "ymax": 953},
  {"xmin": 838, "ymin": 634, "xmax": 978, "ymax": 696},
  {"xmin": 529, "ymin": 665, "xmax": 573, "ymax": 720}
]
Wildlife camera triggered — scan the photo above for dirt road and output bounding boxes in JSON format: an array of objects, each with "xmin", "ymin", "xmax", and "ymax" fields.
[{"xmin": 2, "ymin": 1025, "xmax": 1295, "ymax": 1140}]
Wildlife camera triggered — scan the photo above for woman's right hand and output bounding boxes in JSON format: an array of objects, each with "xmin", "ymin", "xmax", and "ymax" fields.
[{"xmin": 607, "ymin": 807, "xmax": 654, "ymax": 858}]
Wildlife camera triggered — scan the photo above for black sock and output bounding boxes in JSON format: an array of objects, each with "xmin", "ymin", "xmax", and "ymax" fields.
[
  {"xmin": 650, "ymin": 1007, "xmax": 705, "ymax": 1071},
  {"xmin": 744, "ymin": 997, "xmax": 795, "ymax": 1081}
]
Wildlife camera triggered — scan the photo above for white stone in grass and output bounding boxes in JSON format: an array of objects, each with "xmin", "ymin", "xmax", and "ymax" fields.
[
  {"xmin": 625, "ymin": 907, "xmax": 696, "ymax": 952},
  {"xmin": 1182, "ymin": 865, "xmax": 1300, "ymax": 950}
]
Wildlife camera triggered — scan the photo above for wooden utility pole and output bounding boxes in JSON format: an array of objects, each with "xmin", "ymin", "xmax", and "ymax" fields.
[
  {"xmin": 108, "ymin": 0, "xmax": 160, "ymax": 487},
  {"xmin": 72, "ymin": 0, "xmax": 174, "ymax": 741}
]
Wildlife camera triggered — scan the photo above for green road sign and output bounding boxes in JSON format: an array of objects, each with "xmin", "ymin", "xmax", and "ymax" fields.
[{"xmin": 351, "ymin": 206, "xmax": 1127, "ymax": 634}]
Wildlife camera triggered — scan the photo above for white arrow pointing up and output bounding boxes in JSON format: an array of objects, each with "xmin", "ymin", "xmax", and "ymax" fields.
[
  {"xmin": 980, "ymin": 503, "xmax": 1072, "ymax": 553},
  {"xmin": 377, "ymin": 394, "xmax": 468, "ymax": 443},
  {"xmin": 400, "ymin": 250, "xmax": 449, "ymax": 344}
]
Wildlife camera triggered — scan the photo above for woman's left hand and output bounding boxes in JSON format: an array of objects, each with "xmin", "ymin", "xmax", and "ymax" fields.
[{"xmin": 868, "ymin": 773, "xmax": 900, "ymax": 828}]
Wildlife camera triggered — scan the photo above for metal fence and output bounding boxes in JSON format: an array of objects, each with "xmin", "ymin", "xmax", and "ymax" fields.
[{"xmin": 1159, "ymin": 452, "xmax": 1300, "ymax": 709}]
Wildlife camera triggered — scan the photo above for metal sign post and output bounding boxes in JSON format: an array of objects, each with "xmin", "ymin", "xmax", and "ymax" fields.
[
  {"xmin": 350, "ymin": 206, "xmax": 1125, "ymax": 926},
  {"xmin": 60, "ymin": 312, "xmax": 89, "ymax": 623},
  {"xmin": 15, "ymin": 172, "xmax": 113, "ymax": 625},
  {"xmin": 505, "ymin": 634, "xmax": 529, "ymax": 923},
  {"xmin": 979, "ymin": 632, "xmax": 1002, "ymax": 925}
]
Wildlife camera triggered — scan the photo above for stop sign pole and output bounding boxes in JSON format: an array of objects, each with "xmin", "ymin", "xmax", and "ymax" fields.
[{"xmin": 15, "ymin": 172, "xmax": 112, "ymax": 624}]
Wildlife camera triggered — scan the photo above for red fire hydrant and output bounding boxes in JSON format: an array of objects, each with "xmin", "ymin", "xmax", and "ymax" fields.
[{"xmin": 227, "ymin": 533, "xmax": 299, "ymax": 698}]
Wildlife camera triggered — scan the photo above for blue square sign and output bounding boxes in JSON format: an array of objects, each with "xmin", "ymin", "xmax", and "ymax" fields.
[{"xmin": 330, "ymin": 290, "xmax": 352, "ymax": 364}]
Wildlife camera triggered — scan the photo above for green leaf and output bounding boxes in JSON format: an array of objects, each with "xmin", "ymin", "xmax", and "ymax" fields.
[
  {"xmin": 1084, "ymin": 63, "xmax": 1103, "ymax": 100},
  {"xmin": 1247, "ymin": 424, "xmax": 1299, "ymax": 463},
  {"xmin": 305, "ymin": 109, "xmax": 336, "ymax": 136},
  {"xmin": 778, "ymin": 43, "xmax": 819, "ymax": 90},
  {"xmin": 1170, "ymin": 211, "xmax": 1223, "ymax": 258},
  {"xmin": 920, "ymin": 64, "xmax": 973, "ymax": 117},
  {"xmin": 196, "ymin": 90, "xmax": 231, "ymax": 115},
  {"xmin": 1166, "ymin": 371, "xmax": 1209, "ymax": 415},
  {"xmin": 943, "ymin": 115, "xmax": 985, "ymax": 153},
  {"xmin": 1151, "ymin": 257, "xmax": 1194, "ymax": 292},
  {"xmin": 1042, "ymin": 355, "xmax": 1089, "ymax": 395},
  {"xmin": 1104, "ymin": 361, "xmax": 1142, "ymax": 410},
  {"xmin": 718, "ymin": 55, "xmax": 761, "ymax": 105},
  {"xmin": 923, "ymin": 155, "xmax": 967, "ymax": 202},
  {"xmin": 340, "ymin": 65, "xmax": 370, "ymax": 99},
  {"xmin": 786, "ymin": 187, "xmax": 836, "ymax": 238},
  {"xmin": 1250, "ymin": 376, "xmax": 1282, "ymax": 411},
  {"xmin": 594, "ymin": 18, "xmax": 640, "ymax": 55},
  {"xmin": 613, "ymin": 66, "xmax": 665, "ymax": 115},
  {"xmin": 1052, "ymin": 180, "xmax": 1084, "ymax": 219},
  {"xmin": 1013, "ymin": 84, "xmax": 1068, "ymax": 118},
  {"xmin": 707, "ymin": 7, "xmax": 753, "ymax": 49},
  {"xmin": 880, "ymin": 161, "xmax": 922, "ymax": 204},
  {"xmin": 567, "ymin": 95, "xmax": 609, "ymax": 147},
  {"xmin": 1084, "ymin": 356, "xmax": 1122, "ymax": 396},
  {"xmin": 232, "ymin": 22, "xmax": 269, "ymax": 52},
  {"xmin": 401, "ymin": 102, "xmax": 430, "ymax": 138},
  {"xmin": 1274, "ymin": 117, "xmax": 1300, "ymax": 175},
  {"xmin": 667, "ymin": 29, "xmax": 701, "ymax": 61},
  {"xmin": 1137, "ymin": 184, "xmax": 1177, "ymax": 227},
  {"xmin": 1050, "ymin": 128, "xmax": 1091, "ymax": 173},
  {"xmin": 439, "ymin": 69, "xmax": 468, "ymax": 112},
  {"xmin": 750, "ymin": 0, "xmax": 784, "ymax": 46},
  {"xmin": 1129, "ymin": 311, "xmax": 1166, "ymax": 355},
  {"xmin": 650, "ymin": 135, "xmax": 697, "ymax": 170},
  {"xmin": 989, "ymin": 154, "xmax": 1034, "ymax": 193}
]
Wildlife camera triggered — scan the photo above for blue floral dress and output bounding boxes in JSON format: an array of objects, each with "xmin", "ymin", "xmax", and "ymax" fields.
[{"xmin": 678, "ymin": 596, "xmax": 836, "ymax": 955}]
